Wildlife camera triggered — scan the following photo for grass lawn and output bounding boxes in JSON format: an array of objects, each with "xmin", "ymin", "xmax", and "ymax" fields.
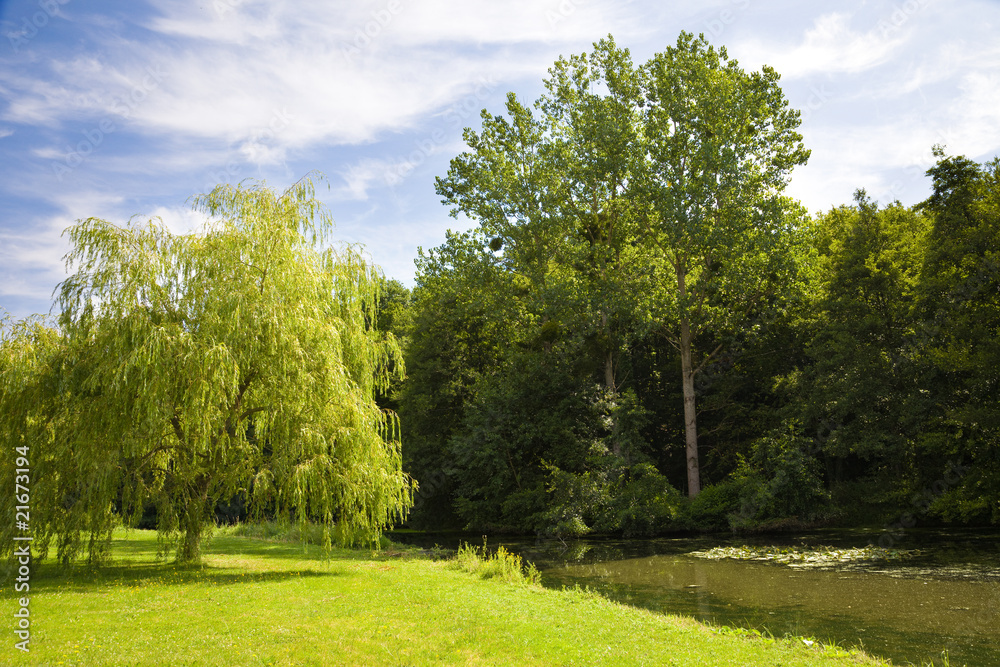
[{"xmin": 0, "ymin": 529, "xmax": 893, "ymax": 666}]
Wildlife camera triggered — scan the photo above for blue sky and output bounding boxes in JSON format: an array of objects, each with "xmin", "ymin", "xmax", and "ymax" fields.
[{"xmin": 2, "ymin": 0, "xmax": 999, "ymax": 320}]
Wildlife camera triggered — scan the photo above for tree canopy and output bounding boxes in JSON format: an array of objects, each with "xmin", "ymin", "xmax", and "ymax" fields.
[
  {"xmin": 0, "ymin": 177, "xmax": 413, "ymax": 563},
  {"xmin": 435, "ymin": 33, "xmax": 809, "ymax": 497}
]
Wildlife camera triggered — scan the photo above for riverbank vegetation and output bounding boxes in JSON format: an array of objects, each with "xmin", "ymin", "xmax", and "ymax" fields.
[{"xmin": 0, "ymin": 529, "xmax": 895, "ymax": 666}]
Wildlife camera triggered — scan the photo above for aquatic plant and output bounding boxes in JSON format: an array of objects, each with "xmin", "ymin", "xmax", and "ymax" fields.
[{"xmin": 689, "ymin": 545, "xmax": 920, "ymax": 566}]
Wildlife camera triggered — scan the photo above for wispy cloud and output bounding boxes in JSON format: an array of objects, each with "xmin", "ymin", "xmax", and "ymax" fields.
[
  {"xmin": 4, "ymin": 0, "xmax": 632, "ymax": 156},
  {"xmin": 0, "ymin": 217, "xmax": 74, "ymax": 301},
  {"xmin": 738, "ymin": 12, "xmax": 905, "ymax": 78}
]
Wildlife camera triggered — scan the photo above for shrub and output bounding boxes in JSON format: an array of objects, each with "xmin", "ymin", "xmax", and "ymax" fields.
[
  {"xmin": 600, "ymin": 463, "xmax": 685, "ymax": 536},
  {"xmin": 682, "ymin": 478, "xmax": 743, "ymax": 531},
  {"xmin": 450, "ymin": 538, "xmax": 541, "ymax": 585},
  {"xmin": 539, "ymin": 465, "xmax": 609, "ymax": 538},
  {"xmin": 541, "ymin": 462, "xmax": 684, "ymax": 537},
  {"xmin": 727, "ymin": 422, "xmax": 830, "ymax": 530}
]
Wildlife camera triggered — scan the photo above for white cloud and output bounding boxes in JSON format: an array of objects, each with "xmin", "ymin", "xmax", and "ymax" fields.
[
  {"xmin": 146, "ymin": 205, "xmax": 212, "ymax": 236},
  {"xmin": 0, "ymin": 217, "xmax": 74, "ymax": 300},
  {"xmin": 737, "ymin": 12, "xmax": 905, "ymax": 79},
  {"xmin": 2, "ymin": 0, "xmax": 633, "ymax": 162},
  {"xmin": 331, "ymin": 158, "xmax": 399, "ymax": 201},
  {"xmin": 950, "ymin": 71, "xmax": 1000, "ymax": 157}
]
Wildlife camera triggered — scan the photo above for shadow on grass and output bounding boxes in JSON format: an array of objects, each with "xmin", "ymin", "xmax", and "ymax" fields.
[
  {"xmin": 0, "ymin": 532, "xmax": 382, "ymax": 597},
  {"xmin": 105, "ymin": 531, "xmax": 390, "ymax": 563},
  {"xmin": 7, "ymin": 562, "xmax": 338, "ymax": 596}
]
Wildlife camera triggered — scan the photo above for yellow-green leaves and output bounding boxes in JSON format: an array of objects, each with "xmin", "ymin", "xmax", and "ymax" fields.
[{"xmin": 1, "ymin": 177, "xmax": 412, "ymax": 565}]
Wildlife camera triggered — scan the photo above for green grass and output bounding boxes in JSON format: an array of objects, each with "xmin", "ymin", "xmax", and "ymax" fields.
[{"xmin": 0, "ymin": 529, "xmax": 894, "ymax": 666}]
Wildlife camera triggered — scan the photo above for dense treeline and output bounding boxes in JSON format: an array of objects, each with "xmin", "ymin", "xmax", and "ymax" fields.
[{"xmin": 393, "ymin": 38, "xmax": 999, "ymax": 535}]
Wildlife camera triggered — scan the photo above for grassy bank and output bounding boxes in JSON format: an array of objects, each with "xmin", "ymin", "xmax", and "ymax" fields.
[{"xmin": 0, "ymin": 529, "xmax": 893, "ymax": 666}]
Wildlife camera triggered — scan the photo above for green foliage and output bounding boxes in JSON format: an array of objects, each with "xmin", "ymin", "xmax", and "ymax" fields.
[
  {"xmin": 771, "ymin": 151, "xmax": 1000, "ymax": 526},
  {"xmin": 604, "ymin": 462, "xmax": 686, "ymax": 536},
  {"xmin": 914, "ymin": 152, "xmax": 1000, "ymax": 522},
  {"xmin": 789, "ymin": 194, "xmax": 930, "ymax": 466},
  {"xmin": 727, "ymin": 423, "xmax": 830, "ymax": 530},
  {"xmin": 541, "ymin": 465, "xmax": 608, "ymax": 538},
  {"xmin": 639, "ymin": 33, "xmax": 810, "ymax": 497},
  {"xmin": 451, "ymin": 537, "xmax": 542, "ymax": 585},
  {"xmin": 683, "ymin": 479, "xmax": 743, "ymax": 531},
  {"xmin": 0, "ymin": 177, "xmax": 413, "ymax": 564},
  {"xmin": 399, "ymin": 229, "xmax": 518, "ymax": 529},
  {"xmin": 676, "ymin": 424, "xmax": 830, "ymax": 532},
  {"xmin": 447, "ymin": 352, "xmax": 605, "ymax": 532},
  {"xmin": 542, "ymin": 462, "xmax": 685, "ymax": 537},
  {"xmin": 404, "ymin": 31, "xmax": 811, "ymax": 535}
]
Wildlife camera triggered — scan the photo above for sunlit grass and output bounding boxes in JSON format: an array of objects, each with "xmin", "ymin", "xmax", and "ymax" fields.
[{"xmin": 0, "ymin": 529, "xmax": 894, "ymax": 666}]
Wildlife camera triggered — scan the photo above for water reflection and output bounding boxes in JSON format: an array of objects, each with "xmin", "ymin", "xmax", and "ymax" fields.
[{"xmin": 543, "ymin": 553, "xmax": 999, "ymax": 666}]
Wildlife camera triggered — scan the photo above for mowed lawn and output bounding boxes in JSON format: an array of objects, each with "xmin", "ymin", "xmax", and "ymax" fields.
[{"xmin": 0, "ymin": 530, "xmax": 891, "ymax": 666}]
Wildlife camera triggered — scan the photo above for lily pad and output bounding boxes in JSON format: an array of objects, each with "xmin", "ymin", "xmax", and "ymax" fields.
[{"xmin": 688, "ymin": 545, "xmax": 922, "ymax": 567}]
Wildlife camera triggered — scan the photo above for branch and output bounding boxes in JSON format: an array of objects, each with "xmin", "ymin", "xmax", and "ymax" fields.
[
  {"xmin": 134, "ymin": 442, "xmax": 185, "ymax": 466},
  {"xmin": 171, "ymin": 415, "xmax": 185, "ymax": 444},
  {"xmin": 694, "ymin": 342, "xmax": 726, "ymax": 375},
  {"xmin": 220, "ymin": 369, "xmax": 261, "ymax": 439},
  {"xmin": 238, "ymin": 405, "xmax": 273, "ymax": 423}
]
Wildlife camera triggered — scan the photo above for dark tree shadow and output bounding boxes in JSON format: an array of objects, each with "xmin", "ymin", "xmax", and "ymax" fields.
[{"xmin": 0, "ymin": 533, "xmax": 366, "ymax": 596}]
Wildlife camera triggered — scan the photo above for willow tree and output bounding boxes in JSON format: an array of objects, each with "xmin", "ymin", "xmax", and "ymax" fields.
[
  {"xmin": 639, "ymin": 33, "xmax": 810, "ymax": 496},
  {"xmin": 1, "ymin": 177, "xmax": 412, "ymax": 564}
]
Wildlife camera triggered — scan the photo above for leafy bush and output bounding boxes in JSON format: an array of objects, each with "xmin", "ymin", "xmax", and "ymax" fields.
[
  {"xmin": 500, "ymin": 486, "xmax": 549, "ymax": 533},
  {"xmin": 727, "ymin": 422, "xmax": 830, "ymax": 530},
  {"xmin": 682, "ymin": 478, "xmax": 743, "ymax": 531},
  {"xmin": 539, "ymin": 465, "xmax": 608, "ymax": 538},
  {"xmin": 446, "ymin": 355, "xmax": 608, "ymax": 532},
  {"xmin": 541, "ymin": 462, "xmax": 684, "ymax": 537},
  {"xmin": 601, "ymin": 463, "xmax": 685, "ymax": 536}
]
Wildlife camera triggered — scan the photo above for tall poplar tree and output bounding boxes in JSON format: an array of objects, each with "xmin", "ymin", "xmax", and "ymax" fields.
[
  {"xmin": 639, "ymin": 33, "xmax": 809, "ymax": 495},
  {"xmin": 436, "ymin": 33, "xmax": 809, "ymax": 498}
]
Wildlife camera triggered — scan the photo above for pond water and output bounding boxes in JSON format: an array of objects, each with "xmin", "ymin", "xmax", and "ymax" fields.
[{"xmin": 392, "ymin": 528, "xmax": 1000, "ymax": 666}]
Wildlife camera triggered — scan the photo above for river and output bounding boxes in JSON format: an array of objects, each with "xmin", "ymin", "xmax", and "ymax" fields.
[{"xmin": 392, "ymin": 528, "xmax": 1000, "ymax": 666}]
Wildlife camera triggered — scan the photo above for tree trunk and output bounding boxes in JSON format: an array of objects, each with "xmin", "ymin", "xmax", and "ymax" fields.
[
  {"xmin": 680, "ymin": 314, "xmax": 700, "ymax": 497},
  {"xmin": 604, "ymin": 349, "xmax": 615, "ymax": 393},
  {"xmin": 180, "ymin": 510, "xmax": 203, "ymax": 563},
  {"xmin": 179, "ymin": 473, "xmax": 211, "ymax": 563},
  {"xmin": 601, "ymin": 310, "xmax": 620, "ymax": 455},
  {"xmin": 676, "ymin": 265, "xmax": 700, "ymax": 497}
]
